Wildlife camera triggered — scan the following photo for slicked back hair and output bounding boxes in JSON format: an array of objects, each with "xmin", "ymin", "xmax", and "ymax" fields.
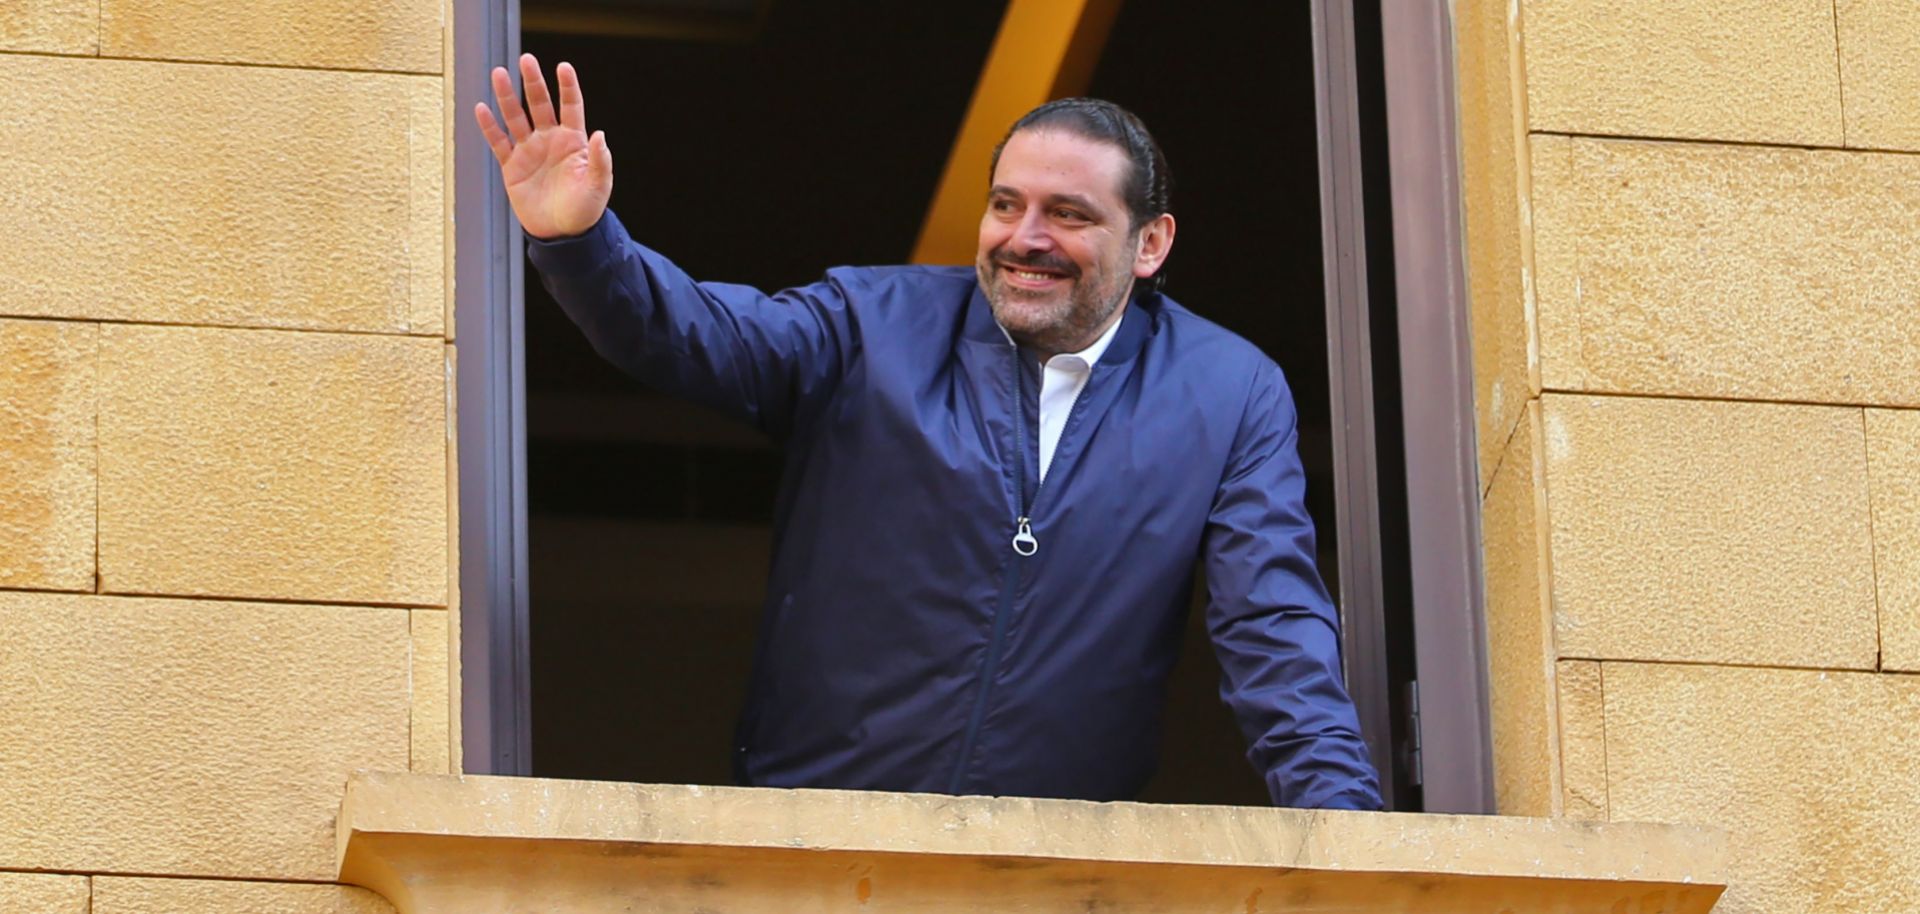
[{"xmin": 989, "ymin": 97, "xmax": 1172, "ymax": 236}]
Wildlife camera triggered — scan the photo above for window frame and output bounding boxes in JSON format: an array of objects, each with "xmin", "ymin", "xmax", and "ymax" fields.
[
  {"xmin": 453, "ymin": 0, "xmax": 532, "ymax": 777},
  {"xmin": 1310, "ymin": 0, "xmax": 1397, "ymax": 806},
  {"xmin": 453, "ymin": 0, "xmax": 1494, "ymax": 812},
  {"xmin": 1376, "ymin": 0, "xmax": 1495, "ymax": 814}
]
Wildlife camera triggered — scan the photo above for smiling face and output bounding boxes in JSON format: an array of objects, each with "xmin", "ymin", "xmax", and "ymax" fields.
[{"xmin": 976, "ymin": 129, "xmax": 1174, "ymax": 358}]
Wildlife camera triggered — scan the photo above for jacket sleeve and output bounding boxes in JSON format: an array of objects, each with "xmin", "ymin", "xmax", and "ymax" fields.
[
  {"xmin": 1202, "ymin": 362, "xmax": 1384, "ymax": 810},
  {"xmin": 525, "ymin": 209, "xmax": 856, "ymax": 439}
]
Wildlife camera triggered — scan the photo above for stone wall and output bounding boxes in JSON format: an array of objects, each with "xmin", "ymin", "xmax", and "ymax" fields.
[
  {"xmin": 0, "ymin": 0, "xmax": 452, "ymax": 909},
  {"xmin": 1458, "ymin": 2, "xmax": 1920, "ymax": 912}
]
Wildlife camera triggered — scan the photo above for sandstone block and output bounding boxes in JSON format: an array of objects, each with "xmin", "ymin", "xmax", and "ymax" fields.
[
  {"xmin": 0, "ymin": 0, "xmax": 97, "ymax": 53},
  {"xmin": 1543, "ymin": 394, "xmax": 1876, "ymax": 668},
  {"xmin": 1529, "ymin": 137, "xmax": 1920, "ymax": 405},
  {"xmin": 409, "ymin": 78, "xmax": 448, "ymax": 339},
  {"xmin": 0, "ymin": 872, "xmax": 88, "ymax": 914},
  {"xmin": 1554, "ymin": 660, "xmax": 1606, "ymax": 820},
  {"xmin": 94, "ymin": 877, "xmax": 393, "ymax": 914},
  {"xmin": 0, "ymin": 55, "xmax": 444, "ymax": 335},
  {"xmin": 97, "ymin": 325, "xmax": 447, "ymax": 606},
  {"xmin": 102, "ymin": 0, "xmax": 438, "ymax": 73},
  {"xmin": 0, "ymin": 592, "xmax": 409, "ymax": 880},
  {"xmin": 411, "ymin": 609, "xmax": 451, "ymax": 773},
  {"xmin": 1522, "ymin": 0, "xmax": 1841, "ymax": 144},
  {"xmin": 1525, "ymin": 134, "xmax": 1582, "ymax": 392},
  {"xmin": 1482, "ymin": 402, "xmax": 1558, "ymax": 816},
  {"xmin": 1455, "ymin": 0, "xmax": 1534, "ymax": 492},
  {"xmin": 1605, "ymin": 662, "xmax": 1920, "ymax": 913},
  {"xmin": 1836, "ymin": 0, "xmax": 1920, "ymax": 150},
  {"xmin": 0, "ymin": 319, "xmax": 95, "ymax": 592},
  {"xmin": 1867, "ymin": 408, "xmax": 1920, "ymax": 671},
  {"xmin": 339, "ymin": 770, "xmax": 1727, "ymax": 914}
]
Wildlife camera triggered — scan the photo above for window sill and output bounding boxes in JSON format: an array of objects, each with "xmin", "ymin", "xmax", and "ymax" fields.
[{"xmin": 336, "ymin": 771, "xmax": 1725, "ymax": 913}]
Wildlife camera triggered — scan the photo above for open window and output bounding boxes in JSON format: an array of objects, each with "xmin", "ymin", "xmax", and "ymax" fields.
[{"xmin": 454, "ymin": 0, "xmax": 1489, "ymax": 812}]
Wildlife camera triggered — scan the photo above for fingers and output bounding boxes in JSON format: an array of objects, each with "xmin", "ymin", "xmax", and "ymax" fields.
[
  {"xmin": 519, "ymin": 53, "xmax": 558, "ymax": 131},
  {"xmin": 473, "ymin": 103, "xmax": 514, "ymax": 167},
  {"xmin": 489, "ymin": 65, "xmax": 532, "ymax": 143},
  {"xmin": 480, "ymin": 55, "xmax": 583, "ymax": 169},
  {"xmin": 589, "ymin": 129, "xmax": 612, "ymax": 183},
  {"xmin": 557, "ymin": 61, "xmax": 585, "ymax": 132}
]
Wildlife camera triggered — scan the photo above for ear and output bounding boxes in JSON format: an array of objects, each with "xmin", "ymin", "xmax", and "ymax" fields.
[{"xmin": 1131, "ymin": 213, "xmax": 1177, "ymax": 279}]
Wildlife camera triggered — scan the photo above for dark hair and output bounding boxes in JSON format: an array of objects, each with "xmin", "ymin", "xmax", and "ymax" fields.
[{"xmin": 988, "ymin": 97, "xmax": 1172, "ymax": 235}]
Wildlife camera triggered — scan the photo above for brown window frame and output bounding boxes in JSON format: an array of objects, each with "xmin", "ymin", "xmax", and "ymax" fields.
[{"xmin": 453, "ymin": 0, "xmax": 531, "ymax": 776}]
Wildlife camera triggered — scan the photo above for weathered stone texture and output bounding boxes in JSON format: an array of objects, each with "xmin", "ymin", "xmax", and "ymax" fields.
[
  {"xmin": 411, "ymin": 609, "xmax": 451, "ymax": 773},
  {"xmin": 97, "ymin": 325, "xmax": 447, "ymax": 606},
  {"xmin": 1526, "ymin": 134, "xmax": 1583, "ymax": 393},
  {"xmin": 1836, "ymin": 0, "xmax": 1920, "ymax": 150},
  {"xmin": 1455, "ymin": 0, "xmax": 1533, "ymax": 492},
  {"xmin": 0, "ymin": 320, "xmax": 96, "ymax": 592},
  {"xmin": 1543, "ymin": 394, "xmax": 1876, "ymax": 668},
  {"xmin": 0, "ymin": 872, "xmax": 89, "ymax": 914},
  {"xmin": 0, "ymin": 55, "xmax": 443, "ymax": 335},
  {"xmin": 101, "ymin": 0, "xmax": 438, "ymax": 73},
  {"xmin": 93, "ymin": 877, "xmax": 394, "ymax": 914},
  {"xmin": 1605, "ymin": 662, "xmax": 1920, "ymax": 914},
  {"xmin": 0, "ymin": 0, "xmax": 98, "ymax": 53},
  {"xmin": 0, "ymin": 592, "xmax": 410, "ymax": 880},
  {"xmin": 339, "ymin": 771, "xmax": 1728, "ymax": 914},
  {"xmin": 1522, "ymin": 0, "xmax": 1842, "ymax": 145},
  {"xmin": 1554, "ymin": 660, "xmax": 1607, "ymax": 821},
  {"xmin": 1529, "ymin": 137, "xmax": 1920, "ymax": 406},
  {"xmin": 1482, "ymin": 403, "xmax": 1558, "ymax": 816},
  {"xmin": 408, "ymin": 78, "xmax": 448, "ymax": 338},
  {"xmin": 1868, "ymin": 408, "xmax": 1920, "ymax": 671}
]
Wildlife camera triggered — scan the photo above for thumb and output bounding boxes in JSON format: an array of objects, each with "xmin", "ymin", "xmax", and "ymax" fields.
[{"xmin": 589, "ymin": 130, "xmax": 612, "ymax": 182}]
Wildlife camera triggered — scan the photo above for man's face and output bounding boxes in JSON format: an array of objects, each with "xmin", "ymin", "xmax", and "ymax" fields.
[{"xmin": 976, "ymin": 129, "xmax": 1146, "ymax": 356}]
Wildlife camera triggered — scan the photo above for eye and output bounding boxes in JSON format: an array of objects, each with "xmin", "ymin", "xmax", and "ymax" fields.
[
  {"xmin": 1053, "ymin": 208, "xmax": 1088, "ymax": 223},
  {"xmin": 989, "ymin": 198, "xmax": 1018, "ymax": 214}
]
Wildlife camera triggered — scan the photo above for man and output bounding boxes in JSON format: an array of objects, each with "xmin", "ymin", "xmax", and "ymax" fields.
[{"xmin": 476, "ymin": 54, "xmax": 1382, "ymax": 810}]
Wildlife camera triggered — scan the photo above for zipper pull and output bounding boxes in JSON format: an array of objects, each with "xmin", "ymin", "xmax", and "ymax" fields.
[{"xmin": 1011, "ymin": 516, "xmax": 1038, "ymax": 556}]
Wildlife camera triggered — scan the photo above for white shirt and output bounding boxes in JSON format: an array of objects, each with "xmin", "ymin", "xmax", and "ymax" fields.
[{"xmin": 998, "ymin": 314, "xmax": 1124, "ymax": 484}]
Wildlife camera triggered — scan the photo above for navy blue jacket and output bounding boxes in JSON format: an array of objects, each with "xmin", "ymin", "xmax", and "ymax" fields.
[{"xmin": 528, "ymin": 210, "xmax": 1382, "ymax": 810}]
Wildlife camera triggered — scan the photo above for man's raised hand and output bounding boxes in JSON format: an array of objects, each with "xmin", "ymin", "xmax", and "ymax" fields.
[{"xmin": 474, "ymin": 54, "xmax": 612, "ymax": 241}]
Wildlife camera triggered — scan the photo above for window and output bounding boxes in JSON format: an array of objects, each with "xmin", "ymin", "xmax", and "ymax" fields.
[{"xmin": 455, "ymin": 0, "xmax": 1489, "ymax": 812}]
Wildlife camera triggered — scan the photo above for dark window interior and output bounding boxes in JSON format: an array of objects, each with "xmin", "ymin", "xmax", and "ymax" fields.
[{"xmin": 522, "ymin": 0, "xmax": 1406, "ymax": 807}]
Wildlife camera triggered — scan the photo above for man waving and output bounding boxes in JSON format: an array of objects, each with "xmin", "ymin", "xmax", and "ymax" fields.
[{"xmin": 476, "ymin": 54, "xmax": 1381, "ymax": 810}]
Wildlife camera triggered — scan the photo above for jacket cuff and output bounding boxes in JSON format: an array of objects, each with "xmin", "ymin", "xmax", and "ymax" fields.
[
  {"xmin": 1267, "ymin": 771, "xmax": 1385, "ymax": 811},
  {"xmin": 1310, "ymin": 792, "xmax": 1386, "ymax": 812},
  {"xmin": 525, "ymin": 209, "xmax": 621, "ymax": 275}
]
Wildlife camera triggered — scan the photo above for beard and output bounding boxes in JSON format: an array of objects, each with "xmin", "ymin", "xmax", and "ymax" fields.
[{"xmin": 977, "ymin": 247, "xmax": 1132, "ymax": 356}]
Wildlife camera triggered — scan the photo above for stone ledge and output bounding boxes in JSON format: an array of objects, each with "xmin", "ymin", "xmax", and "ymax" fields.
[{"xmin": 337, "ymin": 771, "xmax": 1726, "ymax": 913}]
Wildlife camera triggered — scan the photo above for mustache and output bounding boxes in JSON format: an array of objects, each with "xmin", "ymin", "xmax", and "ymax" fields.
[{"xmin": 992, "ymin": 251, "xmax": 1079, "ymax": 278}]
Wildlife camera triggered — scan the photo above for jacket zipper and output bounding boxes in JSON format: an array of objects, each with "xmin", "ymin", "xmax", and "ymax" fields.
[{"xmin": 949, "ymin": 341, "xmax": 1039, "ymax": 794}]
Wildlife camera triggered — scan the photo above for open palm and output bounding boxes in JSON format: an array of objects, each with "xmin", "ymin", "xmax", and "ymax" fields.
[{"xmin": 474, "ymin": 54, "xmax": 612, "ymax": 240}]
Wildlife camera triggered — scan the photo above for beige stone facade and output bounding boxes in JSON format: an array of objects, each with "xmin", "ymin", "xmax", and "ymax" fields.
[
  {"xmin": 0, "ymin": 0, "xmax": 452, "ymax": 907},
  {"xmin": 1461, "ymin": 1, "xmax": 1920, "ymax": 911},
  {"xmin": 4, "ymin": 0, "xmax": 1908, "ymax": 910}
]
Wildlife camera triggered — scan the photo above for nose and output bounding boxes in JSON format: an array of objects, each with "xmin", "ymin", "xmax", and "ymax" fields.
[{"xmin": 1007, "ymin": 209, "xmax": 1054, "ymax": 256}]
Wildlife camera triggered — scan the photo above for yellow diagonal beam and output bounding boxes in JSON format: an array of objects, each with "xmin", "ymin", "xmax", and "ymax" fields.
[{"xmin": 910, "ymin": 0, "xmax": 1124, "ymax": 265}]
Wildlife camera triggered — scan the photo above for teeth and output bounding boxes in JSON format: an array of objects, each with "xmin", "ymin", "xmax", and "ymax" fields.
[{"xmin": 1011, "ymin": 269, "xmax": 1058, "ymax": 281}]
